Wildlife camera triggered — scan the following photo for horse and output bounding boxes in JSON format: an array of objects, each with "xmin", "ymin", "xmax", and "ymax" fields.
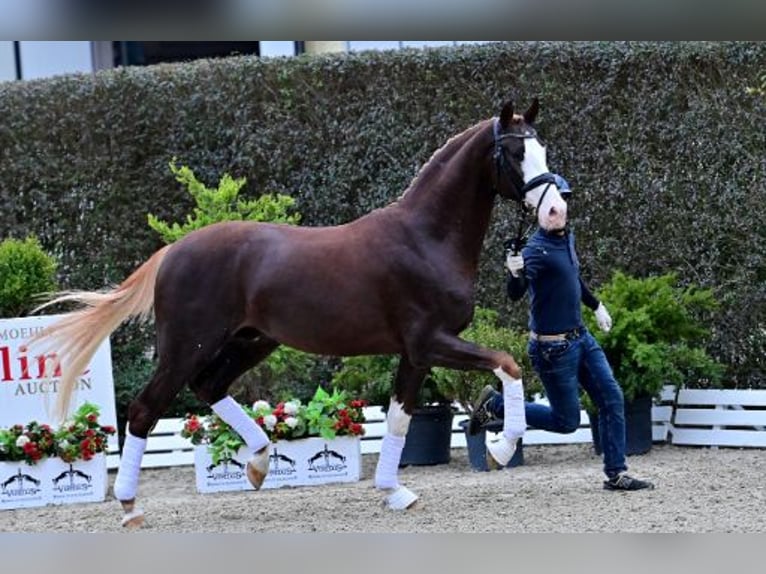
[{"xmin": 28, "ymin": 97, "xmax": 567, "ymax": 528}]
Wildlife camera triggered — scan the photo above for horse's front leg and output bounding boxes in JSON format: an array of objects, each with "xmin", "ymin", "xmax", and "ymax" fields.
[
  {"xmin": 411, "ymin": 332, "xmax": 526, "ymax": 469},
  {"xmin": 374, "ymin": 356, "xmax": 427, "ymax": 511}
]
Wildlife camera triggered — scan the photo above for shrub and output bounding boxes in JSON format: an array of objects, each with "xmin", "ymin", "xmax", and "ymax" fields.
[
  {"xmin": 0, "ymin": 236, "xmax": 58, "ymax": 318},
  {"xmin": 330, "ymin": 354, "xmax": 398, "ymax": 406},
  {"xmin": 148, "ymin": 159, "xmax": 301, "ymax": 243},
  {"xmin": 583, "ymin": 271, "xmax": 725, "ymax": 404},
  {"xmin": 330, "ymin": 354, "xmax": 452, "ymax": 407}
]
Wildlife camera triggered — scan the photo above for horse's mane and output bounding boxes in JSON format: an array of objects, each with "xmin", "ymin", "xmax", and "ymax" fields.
[{"xmin": 394, "ymin": 120, "xmax": 490, "ymax": 202}]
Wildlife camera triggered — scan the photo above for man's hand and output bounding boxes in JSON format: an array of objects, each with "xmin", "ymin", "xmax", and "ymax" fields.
[
  {"xmin": 595, "ymin": 302, "xmax": 612, "ymax": 332},
  {"xmin": 505, "ymin": 253, "xmax": 524, "ymax": 277}
]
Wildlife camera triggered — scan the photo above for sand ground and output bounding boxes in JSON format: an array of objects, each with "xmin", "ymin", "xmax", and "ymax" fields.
[{"xmin": 1, "ymin": 443, "xmax": 763, "ymax": 533}]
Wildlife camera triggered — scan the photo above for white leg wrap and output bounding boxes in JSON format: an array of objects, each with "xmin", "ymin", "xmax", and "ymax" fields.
[
  {"xmin": 212, "ymin": 396, "xmax": 269, "ymax": 452},
  {"xmin": 493, "ymin": 368, "xmax": 526, "ymax": 440},
  {"xmin": 113, "ymin": 430, "xmax": 146, "ymax": 501},
  {"xmin": 374, "ymin": 433, "xmax": 405, "ymax": 490}
]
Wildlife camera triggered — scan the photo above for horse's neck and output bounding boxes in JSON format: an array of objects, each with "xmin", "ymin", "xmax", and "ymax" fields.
[{"xmin": 397, "ymin": 123, "xmax": 495, "ymax": 264}]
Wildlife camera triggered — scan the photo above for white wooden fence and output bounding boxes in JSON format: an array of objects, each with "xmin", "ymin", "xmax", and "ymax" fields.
[
  {"xmin": 106, "ymin": 385, "xmax": 707, "ymax": 470},
  {"xmin": 671, "ymin": 389, "xmax": 766, "ymax": 448}
]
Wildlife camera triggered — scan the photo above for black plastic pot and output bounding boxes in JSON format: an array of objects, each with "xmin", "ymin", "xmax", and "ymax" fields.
[
  {"xmin": 589, "ymin": 395, "xmax": 653, "ymax": 456},
  {"xmin": 459, "ymin": 419, "xmax": 524, "ymax": 471},
  {"xmin": 399, "ymin": 404, "xmax": 454, "ymax": 467}
]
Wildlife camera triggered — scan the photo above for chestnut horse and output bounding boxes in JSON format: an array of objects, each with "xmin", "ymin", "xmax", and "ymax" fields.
[{"xmin": 30, "ymin": 98, "xmax": 567, "ymax": 527}]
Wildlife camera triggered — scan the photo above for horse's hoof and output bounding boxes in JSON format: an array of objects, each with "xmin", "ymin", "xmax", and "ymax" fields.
[
  {"xmin": 247, "ymin": 445, "xmax": 270, "ymax": 490},
  {"xmin": 486, "ymin": 437, "xmax": 517, "ymax": 469},
  {"xmin": 382, "ymin": 486, "xmax": 418, "ymax": 511},
  {"xmin": 121, "ymin": 507, "xmax": 145, "ymax": 529}
]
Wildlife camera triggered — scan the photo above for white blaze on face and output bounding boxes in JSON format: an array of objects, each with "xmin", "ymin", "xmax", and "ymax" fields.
[
  {"xmin": 386, "ymin": 398, "xmax": 412, "ymax": 437},
  {"xmin": 522, "ymin": 138, "xmax": 568, "ymax": 231}
]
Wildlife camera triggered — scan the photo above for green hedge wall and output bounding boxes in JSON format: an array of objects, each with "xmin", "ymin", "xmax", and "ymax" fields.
[{"xmin": 1, "ymin": 41, "xmax": 763, "ymax": 388}]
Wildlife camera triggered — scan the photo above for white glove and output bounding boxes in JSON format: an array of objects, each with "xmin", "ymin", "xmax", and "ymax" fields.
[
  {"xmin": 505, "ymin": 253, "xmax": 524, "ymax": 277},
  {"xmin": 595, "ymin": 302, "xmax": 612, "ymax": 333}
]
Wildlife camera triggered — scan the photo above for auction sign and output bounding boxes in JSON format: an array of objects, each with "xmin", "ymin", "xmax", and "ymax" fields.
[{"xmin": 0, "ymin": 314, "xmax": 118, "ymax": 444}]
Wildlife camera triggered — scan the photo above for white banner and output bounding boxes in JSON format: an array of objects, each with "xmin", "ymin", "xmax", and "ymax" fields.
[{"xmin": 0, "ymin": 314, "xmax": 118, "ymax": 447}]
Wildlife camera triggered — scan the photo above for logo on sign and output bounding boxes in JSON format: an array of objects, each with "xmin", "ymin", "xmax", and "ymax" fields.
[
  {"xmin": 268, "ymin": 447, "xmax": 297, "ymax": 477},
  {"xmin": 1, "ymin": 467, "xmax": 42, "ymax": 498},
  {"xmin": 52, "ymin": 463, "xmax": 93, "ymax": 494},
  {"xmin": 307, "ymin": 443, "xmax": 347, "ymax": 473},
  {"xmin": 206, "ymin": 457, "xmax": 246, "ymax": 481}
]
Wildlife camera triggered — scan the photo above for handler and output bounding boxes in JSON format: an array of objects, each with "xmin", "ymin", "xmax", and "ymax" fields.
[{"xmin": 468, "ymin": 174, "xmax": 654, "ymax": 491}]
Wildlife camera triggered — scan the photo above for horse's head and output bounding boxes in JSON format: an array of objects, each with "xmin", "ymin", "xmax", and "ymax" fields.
[{"xmin": 493, "ymin": 98, "xmax": 568, "ymax": 231}]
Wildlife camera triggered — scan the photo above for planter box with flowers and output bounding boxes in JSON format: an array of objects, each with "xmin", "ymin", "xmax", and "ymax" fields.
[
  {"xmin": 0, "ymin": 403, "xmax": 116, "ymax": 510},
  {"xmin": 182, "ymin": 387, "xmax": 367, "ymax": 494}
]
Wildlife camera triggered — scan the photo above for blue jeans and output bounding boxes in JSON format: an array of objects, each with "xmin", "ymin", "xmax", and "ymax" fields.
[{"xmin": 490, "ymin": 329, "xmax": 627, "ymax": 478}]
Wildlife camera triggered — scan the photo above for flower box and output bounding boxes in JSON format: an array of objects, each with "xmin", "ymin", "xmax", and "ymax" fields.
[
  {"xmin": 194, "ymin": 436, "xmax": 361, "ymax": 493},
  {"xmin": 48, "ymin": 453, "xmax": 108, "ymax": 505},
  {"xmin": 0, "ymin": 458, "xmax": 54, "ymax": 509},
  {"xmin": 0, "ymin": 453, "xmax": 107, "ymax": 509},
  {"xmin": 0, "ymin": 402, "xmax": 115, "ymax": 510}
]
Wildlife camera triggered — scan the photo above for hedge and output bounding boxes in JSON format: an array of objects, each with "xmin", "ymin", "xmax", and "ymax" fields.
[{"xmin": 1, "ymin": 41, "xmax": 763, "ymax": 388}]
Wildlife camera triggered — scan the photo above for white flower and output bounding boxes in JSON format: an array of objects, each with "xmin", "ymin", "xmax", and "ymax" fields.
[
  {"xmin": 58, "ymin": 440, "xmax": 70, "ymax": 450},
  {"xmin": 252, "ymin": 400, "xmax": 271, "ymax": 412},
  {"xmin": 15, "ymin": 435, "xmax": 30, "ymax": 448},
  {"xmin": 285, "ymin": 416, "xmax": 299, "ymax": 429},
  {"xmin": 284, "ymin": 401, "xmax": 300, "ymax": 416},
  {"xmin": 263, "ymin": 415, "xmax": 278, "ymax": 430}
]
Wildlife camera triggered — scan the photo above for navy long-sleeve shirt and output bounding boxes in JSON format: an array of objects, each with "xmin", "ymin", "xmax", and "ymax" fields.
[{"xmin": 507, "ymin": 228, "xmax": 600, "ymax": 335}]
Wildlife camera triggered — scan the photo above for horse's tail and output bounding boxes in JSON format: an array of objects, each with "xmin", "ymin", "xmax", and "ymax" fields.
[{"xmin": 29, "ymin": 245, "xmax": 173, "ymax": 421}]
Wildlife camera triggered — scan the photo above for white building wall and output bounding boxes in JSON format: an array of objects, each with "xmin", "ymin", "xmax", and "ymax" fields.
[
  {"xmin": 18, "ymin": 41, "xmax": 93, "ymax": 80},
  {"xmin": 0, "ymin": 41, "xmax": 16, "ymax": 82}
]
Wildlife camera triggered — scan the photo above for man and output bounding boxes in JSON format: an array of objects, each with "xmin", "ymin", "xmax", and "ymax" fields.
[{"xmin": 468, "ymin": 174, "xmax": 654, "ymax": 491}]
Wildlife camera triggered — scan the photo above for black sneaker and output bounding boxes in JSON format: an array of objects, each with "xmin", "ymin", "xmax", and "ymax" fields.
[
  {"xmin": 603, "ymin": 473, "xmax": 655, "ymax": 491},
  {"xmin": 467, "ymin": 385, "xmax": 500, "ymax": 435}
]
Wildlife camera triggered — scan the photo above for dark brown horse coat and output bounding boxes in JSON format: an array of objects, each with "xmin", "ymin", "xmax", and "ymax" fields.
[{"xmin": 32, "ymin": 99, "xmax": 543, "ymax": 439}]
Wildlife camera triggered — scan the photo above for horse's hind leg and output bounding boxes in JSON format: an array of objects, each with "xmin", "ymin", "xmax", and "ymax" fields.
[
  {"xmin": 374, "ymin": 356, "xmax": 426, "ymax": 511},
  {"xmin": 113, "ymin": 334, "xmax": 278, "ymax": 528},
  {"xmin": 188, "ymin": 335, "xmax": 280, "ymax": 490},
  {"xmin": 113, "ymin": 363, "xmax": 187, "ymax": 528}
]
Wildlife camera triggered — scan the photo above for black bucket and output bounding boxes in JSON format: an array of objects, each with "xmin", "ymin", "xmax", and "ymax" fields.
[
  {"xmin": 399, "ymin": 404, "xmax": 454, "ymax": 466},
  {"xmin": 589, "ymin": 395, "xmax": 653, "ymax": 456}
]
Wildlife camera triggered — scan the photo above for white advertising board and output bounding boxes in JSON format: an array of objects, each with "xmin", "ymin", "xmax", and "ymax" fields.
[{"xmin": 0, "ymin": 314, "xmax": 118, "ymax": 442}]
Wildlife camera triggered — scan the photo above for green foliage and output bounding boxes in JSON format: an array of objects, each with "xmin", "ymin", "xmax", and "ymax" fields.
[
  {"xmin": 330, "ymin": 354, "xmax": 450, "ymax": 407},
  {"xmin": 583, "ymin": 271, "xmax": 725, "ymax": 404},
  {"xmin": 233, "ymin": 346, "xmax": 323, "ymax": 406},
  {"xmin": 300, "ymin": 386, "xmax": 364, "ymax": 441},
  {"xmin": 745, "ymin": 71, "xmax": 766, "ymax": 97},
  {"xmin": 430, "ymin": 307, "xmax": 543, "ymax": 411},
  {"xmin": 0, "ymin": 236, "xmax": 58, "ymax": 318},
  {"xmin": 330, "ymin": 354, "xmax": 398, "ymax": 406},
  {"xmin": 148, "ymin": 159, "xmax": 301, "ymax": 244}
]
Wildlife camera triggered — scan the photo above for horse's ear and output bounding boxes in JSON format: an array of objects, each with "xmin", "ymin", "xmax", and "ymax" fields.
[
  {"xmin": 499, "ymin": 100, "xmax": 514, "ymax": 129},
  {"xmin": 523, "ymin": 98, "xmax": 540, "ymax": 124}
]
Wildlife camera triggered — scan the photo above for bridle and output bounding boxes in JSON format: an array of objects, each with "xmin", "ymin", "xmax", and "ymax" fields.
[{"xmin": 492, "ymin": 118, "xmax": 561, "ymax": 255}]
